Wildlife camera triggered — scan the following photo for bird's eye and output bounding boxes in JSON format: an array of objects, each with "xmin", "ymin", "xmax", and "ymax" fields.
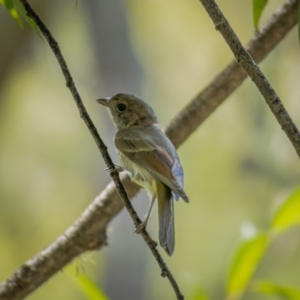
[{"xmin": 117, "ymin": 103, "xmax": 127, "ymax": 112}]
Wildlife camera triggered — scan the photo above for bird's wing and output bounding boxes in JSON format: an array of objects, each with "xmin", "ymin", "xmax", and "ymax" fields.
[{"xmin": 115, "ymin": 126, "xmax": 189, "ymax": 202}]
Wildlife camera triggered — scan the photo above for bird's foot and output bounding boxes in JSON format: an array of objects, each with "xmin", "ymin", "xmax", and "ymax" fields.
[
  {"xmin": 134, "ymin": 221, "xmax": 147, "ymax": 234},
  {"xmin": 105, "ymin": 165, "xmax": 125, "ymax": 173}
]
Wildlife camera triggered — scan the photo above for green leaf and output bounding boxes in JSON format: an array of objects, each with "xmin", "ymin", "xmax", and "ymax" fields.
[
  {"xmin": 226, "ymin": 233, "xmax": 268, "ymax": 298},
  {"xmin": 252, "ymin": 0, "xmax": 268, "ymax": 30},
  {"xmin": 65, "ymin": 261, "xmax": 108, "ymax": 300},
  {"xmin": 253, "ymin": 280, "xmax": 300, "ymax": 300},
  {"xmin": 272, "ymin": 187, "xmax": 300, "ymax": 233},
  {"xmin": 73, "ymin": 273, "xmax": 108, "ymax": 300},
  {"xmin": 12, "ymin": 0, "xmax": 40, "ymax": 34},
  {"xmin": 0, "ymin": 0, "xmax": 23, "ymax": 27},
  {"xmin": 0, "ymin": 0, "xmax": 40, "ymax": 33}
]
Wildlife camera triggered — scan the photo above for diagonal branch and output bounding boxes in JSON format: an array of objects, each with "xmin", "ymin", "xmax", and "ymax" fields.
[
  {"xmin": 167, "ymin": 0, "xmax": 298, "ymax": 148},
  {"xmin": 198, "ymin": 0, "xmax": 300, "ymax": 158},
  {"xmin": 0, "ymin": 0, "xmax": 298, "ymax": 299},
  {"xmin": 14, "ymin": 1, "xmax": 184, "ymax": 300}
]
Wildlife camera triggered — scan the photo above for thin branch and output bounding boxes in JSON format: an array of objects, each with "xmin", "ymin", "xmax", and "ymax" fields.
[
  {"xmin": 16, "ymin": 1, "xmax": 184, "ymax": 300},
  {"xmin": 0, "ymin": 0, "xmax": 298, "ymax": 299},
  {"xmin": 167, "ymin": 0, "xmax": 299, "ymax": 148},
  {"xmin": 198, "ymin": 0, "xmax": 300, "ymax": 158}
]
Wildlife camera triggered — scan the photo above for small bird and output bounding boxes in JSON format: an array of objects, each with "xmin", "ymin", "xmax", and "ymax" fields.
[{"xmin": 97, "ymin": 93, "xmax": 189, "ymax": 255}]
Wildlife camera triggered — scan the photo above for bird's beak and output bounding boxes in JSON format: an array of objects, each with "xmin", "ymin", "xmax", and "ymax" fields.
[{"xmin": 96, "ymin": 98, "xmax": 110, "ymax": 107}]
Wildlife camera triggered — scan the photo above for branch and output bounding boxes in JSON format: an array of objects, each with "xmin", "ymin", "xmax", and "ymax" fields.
[
  {"xmin": 198, "ymin": 0, "xmax": 300, "ymax": 158},
  {"xmin": 0, "ymin": 0, "xmax": 298, "ymax": 299},
  {"xmin": 14, "ymin": 1, "xmax": 183, "ymax": 300}
]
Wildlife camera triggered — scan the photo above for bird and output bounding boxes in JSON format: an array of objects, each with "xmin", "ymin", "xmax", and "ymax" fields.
[{"xmin": 97, "ymin": 93, "xmax": 189, "ymax": 255}]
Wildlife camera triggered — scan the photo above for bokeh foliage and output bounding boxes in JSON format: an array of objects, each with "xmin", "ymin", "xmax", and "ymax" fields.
[{"xmin": 0, "ymin": 0, "xmax": 300, "ymax": 299}]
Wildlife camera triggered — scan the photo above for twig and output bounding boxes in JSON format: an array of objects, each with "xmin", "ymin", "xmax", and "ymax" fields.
[
  {"xmin": 0, "ymin": 0, "xmax": 298, "ymax": 299},
  {"xmin": 16, "ymin": 0, "xmax": 184, "ymax": 300},
  {"xmin": 167, "ymin": 0, "xmax": 298, "ymax": 148},
  {"xmin": 198, "ymin": 0, "xmax": 300, "ymax": 158}
]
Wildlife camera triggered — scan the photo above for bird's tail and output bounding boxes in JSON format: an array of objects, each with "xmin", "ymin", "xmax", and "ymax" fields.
[{"xmin": 156, "ymin": 180, "xmax": 175, "ymax": 256}]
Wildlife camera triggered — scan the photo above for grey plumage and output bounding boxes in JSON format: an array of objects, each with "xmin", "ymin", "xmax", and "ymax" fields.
[{"xmin": 97, "ymin": 93, "xmax": 189, "ymax": 255}]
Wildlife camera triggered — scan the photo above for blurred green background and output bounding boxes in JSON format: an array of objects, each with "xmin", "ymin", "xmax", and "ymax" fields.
[{"xmin": 0, "ymin": 0, "xmax": 299, "ymax": 299}]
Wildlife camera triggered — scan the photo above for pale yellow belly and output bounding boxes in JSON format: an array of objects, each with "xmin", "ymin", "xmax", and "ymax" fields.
[{"xmin": 117, "ymin": 150, "xmax": 156, "ymax": 197}]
